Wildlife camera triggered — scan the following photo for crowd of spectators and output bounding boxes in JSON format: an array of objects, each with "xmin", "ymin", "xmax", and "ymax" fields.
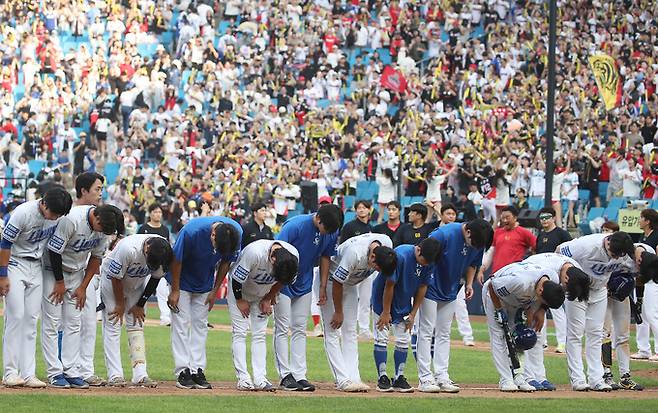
[{"xmin": 1, "ymin": 0, "xmax": 658, "ymax": 234}]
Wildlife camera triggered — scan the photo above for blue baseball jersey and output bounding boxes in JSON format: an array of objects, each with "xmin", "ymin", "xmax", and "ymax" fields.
[
  {"xmin": 425, "ymin": 223, "xmax": 483, "ymax": 302},
  {"xmin": 276, "ymin": 214, "xmax": 338, "ymax": 298},
  {"xmin": 166, "ymin": 216, "xmax": 242, "ymax": 293},
  {"xmin": 372, "ymin": 244, "xmax": 432, "ymax": 323}
]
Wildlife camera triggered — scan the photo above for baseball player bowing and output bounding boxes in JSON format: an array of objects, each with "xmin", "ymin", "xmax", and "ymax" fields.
[
  {"xmin": 0, "ymin": 187, "xmax": 73, "ymax": 388},
  {"xmin": 228, "ymin": 239, "xmax": 299, "ymax": 391},
  {"xmin": 372, "ymin": 238, "xmax": 442, "ymax": 393},
  {"xmin": 485, "ymin": 254, "xmax": 590, "ymax": 392},
  {"xmin": 167, "ymin": 216, "xmax": 242, "ymax": 390},
  {"xmin": 274, "ymin": 204, "xmax": 341, "ymax": 391},
  {"xmin": 556, "ymin": 231, "xmax": 636, "ymax": 391},
  {"xmin": 320, "ymin": 233, "xmax": 397, "ymax": 392},
  {"xmin": 601, "ymin": 244, "xmax": 658, "ymax": 391},
  {"xmin": 416, "ymin": 219, "xmax": 494, "ymax": 393},
  {"xmin": 101, "ymin": 234, "xmax": 173, "ymax": 387},
  {"xmin": 42, "ymin": 204, "xmax": 124, "ymax": 388}
]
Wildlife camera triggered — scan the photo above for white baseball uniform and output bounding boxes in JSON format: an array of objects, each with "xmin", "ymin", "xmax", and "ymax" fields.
[
  {"xmin": 228, "ymin": 239, "xmax": 299, "ymax": 387},
  {"xmin": 321, "ymin": 233, "xmax": 392, "ymax": 387},
  {"xmin": 636, "ymin": 279, "xmax": 658, "ymax": 356},
  {"xmin": 41, "ymin": 205, "xmax": 109, "ymax": 380},
  {"xmin": 557, "ymin": 234, "xmax": 627, "ymax": 388},
  {"xmin": 484, "ymin": 260, "xmax": 559, "ymax": 385},
  {"xmin": 2, "ymin": 199, "xmax": 59, "ymax": 381},
  {"xmin": 100, "ymin": 234, "xmax": 165, "ymax": 383}
]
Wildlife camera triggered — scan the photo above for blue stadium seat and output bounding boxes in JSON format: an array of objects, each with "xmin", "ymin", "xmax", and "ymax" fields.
[
  {"xmin": 104, "ymin": 162, "xmax": 121, "ymax": 185},
  {"xmin": 343, "ymin": 211, "xmax": 356, "ymax": 224},
  {"xmin": 528, "ymin": 197, "xmax": 543, "ymax": 210},
  {"xmin": 287, "ymin": 209, "xmax": 301, "ymax": 219},
  {"xmin": 28, "ymin": 160, "xmax": 46, "ymax": 176},
  {"xmin": 400, "ymin": 196, "xmax": 413, "ymax": 207},
  {"xmin": 343, "ymin": 195, "xmax": 355, "ymax": 210},
  {"xmin": 410, "ymin": 196, "xmax": 425, "ymax": 205},
  {"xmin": 604, "ymin": 206, "xmax": 619, "ymax": 222},
  {"xmin": 578, "ymin": 189, "xmax": 590, "ymax": 206},
  {"xmin": 598, "ymin": 182, "xmax": 609, "ymax": 205},
  {"xmin": 587, "ymin": 207, "xmax": 605, "ymax": 221},
  {"xmin": 652, "ymin": 200, "xmax": 658, "ymax": 210},
  {"xmin": 607, "ymin": 197, "xmax": 625, "ymax": 210}
]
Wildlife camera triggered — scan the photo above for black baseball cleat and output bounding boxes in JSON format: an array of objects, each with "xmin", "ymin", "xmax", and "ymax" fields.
[
  {"xmin": 392, "ymin": 375, "xmax": 414, "ymax": 393},
  {"xmin": 192, "ymin": 369, "xmax": 212, "ymax": 389},
  {"xmin": 176, "ymin": 368, "xmax": 195, "ymax": 389},
  {"xmin": 619, "ymin": 374, "xmax": 644, "ymax": 391},
  {"xmin": 376, "ymin": 375, "xmax": 393, "ymax": 392},
  {"xmin": 297, "ymin": 379, "xmax": 316, "ymax": 392},
  {"xmin": 279, "ymin": 374, "xmax": 302, "ymax": 391}
]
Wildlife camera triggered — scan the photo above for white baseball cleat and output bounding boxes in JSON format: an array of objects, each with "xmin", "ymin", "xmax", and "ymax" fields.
[
  {"xmin": 337, "ymin": 380, "xmax": 367, "ymax": 392},
  {"xmin": 438, "ymin": 381, "xmax": 460, "ymax": 393},
  {"xmin": 3, "ymin": 375, "xmax": 25, "ymax": 387},
  {"xmin": 516, "ymin": 382, "xmax": 536, "ymax": 392},
  {"xmin": 572, "ymin": 382, "xmax": 589, "ymax": 391},
  {"xmin": 312, "ymin": 324, "xmax": 323, "ymax": 337},
  {"xmin": 23, "ymin": 377, "xmax": 47, "ymax": 388},
  {"xmin": 418, "ymin": 379, "xmax": 441, "ymax": 393},
  {"xmin": 630, "ymin": 352, "xmax": 650, "ymax": 360},
  {"xmin": 590, "ymin": 382, "xmax": 612, "ymax": 392},
  {"xmin": 463, "ymin": 339, "xmax": 475, "ymax": 347},
  {"xmin": 499, "ymin": 380, "xmax": 518, "ymax": 392},
  {"xmin": 649, "ymin": 354, "xmax": 658, "ymax": 362},
  {"xmin": 255, "ymin": 380, "xmax": 276, "ymax": 392},
  {"xmin": 237, "ymin": 379, "xmax": 255, "ymax": 391},
  {"xmin": 555, "ymin": 344, "xmax": 566, "ymax": 353}
]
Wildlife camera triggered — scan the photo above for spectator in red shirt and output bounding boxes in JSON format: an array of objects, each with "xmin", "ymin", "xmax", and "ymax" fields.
[{"xmin": 477, "ymin": 206, "xmax": 536, "ymax": 283}]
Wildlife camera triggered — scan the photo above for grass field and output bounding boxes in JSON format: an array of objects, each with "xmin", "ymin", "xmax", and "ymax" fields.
[{"xmin": 1, "ymin": 304, "xmax": 658, "ymax": 412}]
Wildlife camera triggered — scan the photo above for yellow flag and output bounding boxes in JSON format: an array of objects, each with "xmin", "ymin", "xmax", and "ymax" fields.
[{"xmin": 589, "ymin": 53, "xmax": 621, "ymax": 111}]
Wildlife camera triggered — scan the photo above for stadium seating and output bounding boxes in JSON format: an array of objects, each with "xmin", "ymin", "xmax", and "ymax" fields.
[
  {"xmin": 28, "ymin": 160, "xmax": 46, "ymax": 176},
  {"xmin": 104, "ymin": 163, "xmax": 121, "ymax": 185},
  {"xmin": 528, "ymin": 197, "xmax": 543, "ymax": 210},
  {"xmin": 603, "ymin": 206, "xmax": 619, "ymax": 222},
  {"xmin": 343, "ymin": 195, "xmax": 355, "ymax": 210}
]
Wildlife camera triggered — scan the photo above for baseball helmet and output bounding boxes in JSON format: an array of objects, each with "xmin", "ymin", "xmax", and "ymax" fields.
[
  {"xmin": 607, "ymin": 271, "xmax": 636, "ymax": 301},
  {"xmin": 513, "ymin": 325, "xmax": 537, "ymax": 351}
]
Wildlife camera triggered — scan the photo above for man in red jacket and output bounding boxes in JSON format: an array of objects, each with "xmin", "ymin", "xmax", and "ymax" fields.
[{"xmin": 477, "ymin": 206, "xmax": 536, "ymax": 283}]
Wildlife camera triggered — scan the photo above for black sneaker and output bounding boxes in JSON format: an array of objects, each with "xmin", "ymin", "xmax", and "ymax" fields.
[
  {"xmin": 392, "ymin": 375, "xmax": 414, "ymax": 393},
  {"xmin": 297, "ymin": 379, "xmax": 315, "ymax": 392},
  {"xmin": 192, "ymin": 369, "xmax": 212, "ymax": 389},
  {"xmin": 279, "ymin": 373, "xmax": 302, "ymax": 391},
  {"xmin": 603, "ymin": 372, "xmax": 620, "ymax": 390},
  {"xmin": 377, "ymin": 375, "xmax": 393, "ymax": 392},
  {"xmin": 619, "ymin": 374, "xmax": 644, "ymax": 391},
  {"xmin": 176, "ymin": 368, "xmax": 195, "ymax": 389},
  {"xmin": 207, "ymin": 323, "xmax": 214, "ymax": 329}
]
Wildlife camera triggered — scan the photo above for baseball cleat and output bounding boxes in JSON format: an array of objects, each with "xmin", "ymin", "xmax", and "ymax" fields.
[
  {"xmin": 555, "ymin": 344, "xmax": 566, "ymax": 354},
  {"xmin": 133, "ymin": 377, "xmax": 158, "ymax": 388},
  {"xmin": 65, "ymin": 377, "xmax": 90, "ymax": 389},
  {"xmin": 590, "ymin": 382, "xmax": 612, "ymax": 392},
  {"xmin": 280, "ymin": 374, "xmax": 302, "ymax": 391},
  {"xmin": 312, "ymin": 323, "xmax": 324, "ymax": 337},
  {"xmin": 337, "ymin": 380, "xmax": 366, "ymax": 392},
  {"xmin": 3, "ymin": 374, "xmax": 25, "ymax": 388},
  {"xmin": 619, "ymin": 374, "xmax": 643, "ymax": 391},
  {"xmin": 192, "ymin": 369, "xmax": 212, "ymax": 389},
  {"xmin": 418, "ymin": 379, "xmax": 441, "ymax": 393},
  {"xmin": 516, "ymin": 382, "xmax": 535, "ymax": 393},
  {"xmin": 572, "ymin": 382, "xmax": 589, "ymax": 391},
  {"xmin": 438, "ymin": 381, "xmax": 460, "ymax": 393},
  {"xmin": 649, "ymin": 354, "xmax": 658, "ymax": 362},
  {"xmin": 255, "ymin": 380, "xmax": 276, "ymax": 392},
  {"xmin": 540, "ymin": 380, "xmax": 556, "ymax": 391},
  {"xmin": 297, "ymin": 379, "xmax": 315, "ymax": 392},
  {"xmin": 358, "ymin": 330, "xmax": 374, "ymax": 341},
  {"xmin": 603, "ymin": 373, "xmax": 620, "ymax": 390},
  {"xmin": 527, "ymin": 380, "xmax": 545, "ymax": 391},
  {"xmin": 176, "ymin": 369, "xmax": 195, "ymax": 389},
  {"xmin": 84, "ymin": 375, "xmax": 106, "ymax": 387},
  {"xmin": 376, "ymin": 375, "xmax": 393, "ymax": 392},
  {"xmin": 23, "ymin": 377, "xmax": 47, "ymax": 388},
  {"xmin": 463, "ymin": 339, "xmax": 475, "ymax": 347},
  {"xmin": 49, "ymin": 375, "xmax": 71, "ymax": 389},
  {"xmin": 108, "ymin": 377, "xmax": 128, "ymax": 387},
  {"xmin": 630, "ymin": 352, "xmax": 650, "ymax": 360},
  {"xmin": 499, "ymin": 381, "xmax": 518, "ymax": 392},
  {"xmin": 237, "ymin": 379, "xmax": 255, "ymax": 391},
  {"xmin": 392, "ymin": 376, "xmax": 414, "ymax": 393}
]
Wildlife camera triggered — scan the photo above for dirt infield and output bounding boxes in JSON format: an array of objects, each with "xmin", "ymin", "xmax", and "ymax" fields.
[{"xmin": 1, "ymin": 381, "xmax": 658, "ymax": 399}]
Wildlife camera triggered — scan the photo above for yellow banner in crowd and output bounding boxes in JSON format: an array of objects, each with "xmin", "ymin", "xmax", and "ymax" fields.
[
  {"xmin": 618, "ymin": 209, "xmax": 643, "ymax": 234},
  {"xmin": 589, "ymin": 53, "xmax": 622, "ymax": 111}
]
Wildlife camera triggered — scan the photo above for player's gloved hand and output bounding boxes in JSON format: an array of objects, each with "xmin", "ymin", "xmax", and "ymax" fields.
[
  {"xmin": 330, "ymin": 311, "xmax": 344, "ymax": 330},
  {"xmin": 49, "ymin": 280, "xmax": 66, "ymax": 305},
  {"xmin": 128, "ymin": 305, "xmax": 146, "ymax": 327},
  {"xmin": 236, "ymin": 299, "xmax": 250, "ymax": 318},
  {"xmin": 0, "ymin": 278, "xmax": 10, "ymax": 296},
  {"xmin": 494, "ymin": 309, "xmax": 508, "ymax": 326},
  {"xmin": 376, "ymin": 312, "xmax": 392, "ymax": 331},
  {"xmin": 168, "ymin": 289, "xmax": 180, "ymax": 313},
  {"xmin": 108, "ymin": 305, "xmax": 124, "ymax": 325},
  {"xmin": 71, "ymin": 286, "xmax": 87, "ymax": 310}
]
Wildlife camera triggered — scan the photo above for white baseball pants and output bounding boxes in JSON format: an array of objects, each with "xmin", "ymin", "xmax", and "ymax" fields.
[
  {"xmin": 101, "ymin": 277, "xmax": 149, "ymax": 382},
  {"xmin": 542, "ymin": 306, "xmax": 567, "ymax": 347},
  {"xmin": 156, "ymin": 278, "xmax": 171, "ymax": 324},
  {"xmin": 3, "ymin": 257, "xmax": 42, "ymax": 381},
  {"xmin": 416, "ymin": 297, "xmax": 456, "ymax": 383},
  {"xmin": 373, "ymin": 312, "xmax": 410, "ymax": 377},
  {"xmin": 603, "ymin": 297, "xmax": 631, "ymax": 376},
  {"xmin": 454, "ymin": 285, "xmax": 474, "ymax": 342},
  {"xmin": 320, "ymin": 281, "xmax": 360, "ymax": 386},
  {"xmin": 227, "ymin": 285, "xmax": 269, "ymax": 385},
  {"xmin": 78, "ymin": 275, "xmax": 99, "ymax": 379},
  {"xmin": 41, "ymin": 269, "xmax": 84, "ymax": 380},
  {"xmin": 565, "ymin": 287, "xmax": 608, "ymax": 387},
  {"xmin": 356, "ymin": 274, "xmax": 373, "ymax": 334},
  {"xmin": 171, "ymin": 290, "xmax": 209, "ymax": 376},
  {"xmin": 273, "ymin": 291, "xmax": 312, "ymax": 380},
  {"xmin": 636, "ymin": 282, "xmax": 658, "ymax": 355}
]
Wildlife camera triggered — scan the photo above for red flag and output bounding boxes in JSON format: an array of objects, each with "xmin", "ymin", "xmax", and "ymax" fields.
[{"xmin": 380, "ymin": 65, "xmax": 407, "ymax": 93}]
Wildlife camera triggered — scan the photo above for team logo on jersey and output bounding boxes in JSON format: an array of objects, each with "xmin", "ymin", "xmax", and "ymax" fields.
[
  {"xmin": 590, "ymin": 262, "xmax": 622, "ymax": 276},
  {"xmin": 461, "ymin": 245, "xmax": 468, "ymax": 256},
  {"xmin": 69, "ymin": 238, "xmax": 102, "ymax": 253},
  {"xmin": 126, "ymin": 264, "xmax": 151, "ymax": 278},
  {"xmin": 415, "ymin": 264, "xmax": 423, "ymax": 277},
  {"xmin": 27, "ymin": 225, "xmax": 57, "ymax": 244},
  {"xmin": 313, "ymin": 233, "xmax": 320, "ymax": 246},
  {"xmin": 496, "ymin": 286, "xmax": 511, "ymax": 297}
]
